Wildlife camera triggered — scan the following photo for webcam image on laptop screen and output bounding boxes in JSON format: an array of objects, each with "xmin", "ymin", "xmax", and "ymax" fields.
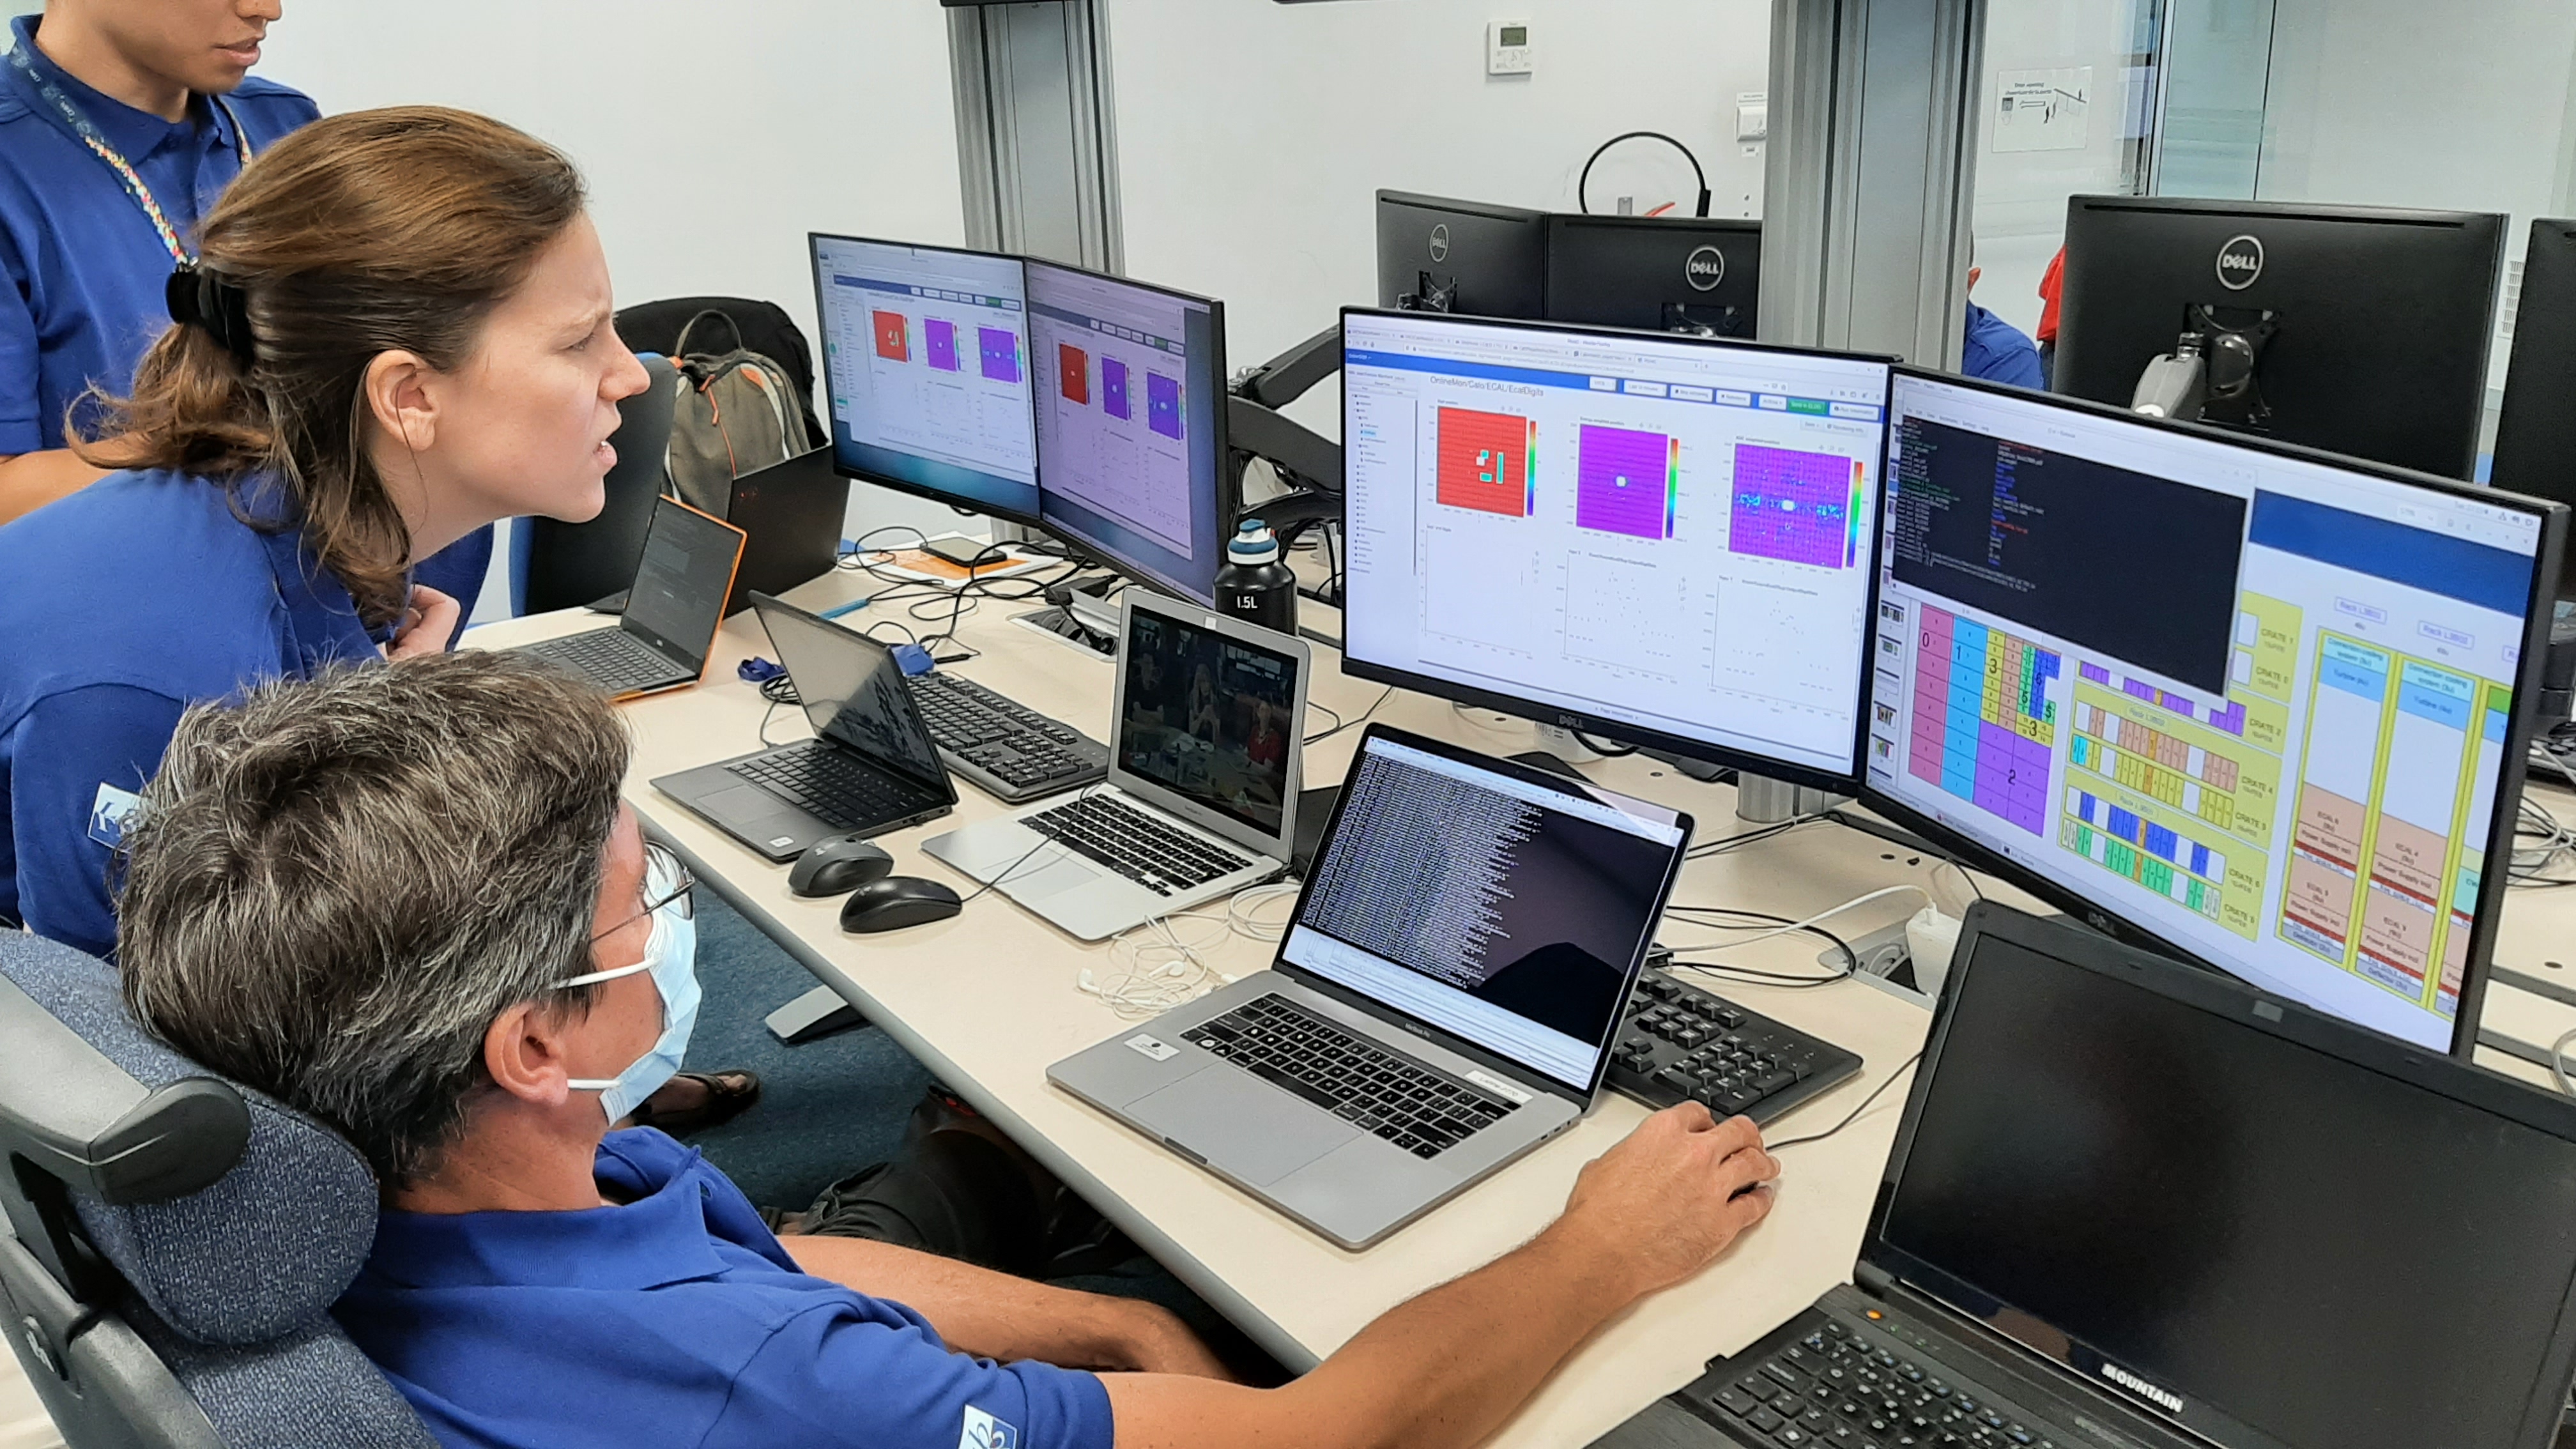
[{"xmin": 1119, "ymin": 610, "xmax": 1301, "ymax": 836}]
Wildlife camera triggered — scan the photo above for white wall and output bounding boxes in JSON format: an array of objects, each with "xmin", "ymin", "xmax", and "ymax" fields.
[
  {"xmin": 1968, "ymin": 0, "xmax": 2148, "ymax": 338},
  {"xmin": 1103, "ymin": 0, "xmax": 1770, "ymax": 435},
  {"xmin": 256, "ymin": 0, "xmax": 977, "ymax": 612}
]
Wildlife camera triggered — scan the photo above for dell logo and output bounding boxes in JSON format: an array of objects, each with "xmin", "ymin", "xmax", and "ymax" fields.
[
  {"xmin": 2215, "ymin": 234, "xmax": 2264, "ymax": 291},
  {"xmin": 1429, "ymin": 224, "xmax": 1452, "ymax": 263},
  {"xmin": 2100, "ymin": 1361, "xmax": 2184, "ymax": 1414},
  {"xmin": 1685, "ymin": 245, "xmax": 1727, "ymax": 292}
]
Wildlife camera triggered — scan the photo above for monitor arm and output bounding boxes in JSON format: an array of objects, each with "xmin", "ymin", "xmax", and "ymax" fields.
[
  {"xmin": 2131, "ymin": 307, "xmax": 2276, "ymax": 427},
  {"xmin": 1234, "ymin": 325, "xmax": 1340, "ymax": 410},
  {"xmin": 1228, "ymin": 325, "xmax": 1346, "ymax": 533},
  {"xmin": 2131, "ymin": 334, "xmax": 2209, "ymax": 420}
]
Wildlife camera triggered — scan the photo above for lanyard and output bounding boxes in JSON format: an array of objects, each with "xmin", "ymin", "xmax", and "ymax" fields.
[{"xmin": 6, "ymin": 42, "xmax": 251, "ymax": 265}]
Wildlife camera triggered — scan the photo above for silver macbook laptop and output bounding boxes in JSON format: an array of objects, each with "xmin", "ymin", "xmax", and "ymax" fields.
[
  {"xmin": 511, "ymin": 496, "xmax": 745, "ymax": 700},
  {"xmin": 1048, "ymin": 724, "xmax": 1696, "ymax": 1249},
  {"xmin": 923, "ymin": 592, "xmax": 1309, "ymax": 941}
]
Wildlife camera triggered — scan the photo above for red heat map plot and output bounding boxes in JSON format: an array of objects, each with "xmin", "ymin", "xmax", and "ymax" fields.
[
  {"xmin": 871, "ymin": 310, "xmax": 908, "ymax": 362},
  {"xmin": 1435, "ymin": 406, "xmax": 1532, "ymax": 518}
]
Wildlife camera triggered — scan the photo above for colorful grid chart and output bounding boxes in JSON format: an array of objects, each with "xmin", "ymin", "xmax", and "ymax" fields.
[
  {"xmin": 1434, "ymin": 406, "xmax": 1535, "ymax": 518},
  {"xmin": 1147, "ymin": 372, "xmax": 1183, "ymax": 440},
  {"xmin": 1906, "ymin": 605, "xmax": 2059, "ymax": 835},
  {"xmin": 1057, "ymin": 343, "xmax": 1088, "ymax": 402},
  {"xmin": 977, "ymin": 327, "xmax": 1021, "ymax": 384},
  {"xmin": 2060, "ymin": 789, "xmax": 2227, "ymax": 920},
  {"xmin": 925, "ymin": 319, "xmax": 960, "ymax": 373},
  {"xmin": 2076, "ymin": 661, "xmax": 2248, "ymax": 735},
  {"xmin": 1574, "ymin": 425, "xmax": 1675, "ymax": 540},
  {"xmin": 1103, "ymin": 358, "xmax": 1131, "ymax": 420},
  {"xmin": 1729, "ymin": 444, "xmax": 1853, "ymax": 568},
  {"xmin": 872, "ymin": 310, "xmax": 908, "ymax": 362},
  {"xmin": 2069, "ymin": 700, "xmax": 2248, "ymax": 834}
]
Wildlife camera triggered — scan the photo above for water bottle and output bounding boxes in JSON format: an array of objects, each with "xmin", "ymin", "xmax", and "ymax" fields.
[{"xmin": 1214, "ymin": 519, "xmax": 1298, "ymax": 636}]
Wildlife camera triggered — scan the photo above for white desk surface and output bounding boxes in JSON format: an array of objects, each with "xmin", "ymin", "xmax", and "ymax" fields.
[{"xmin": 466, "ymin": 572, "xmax": 2576, "ymax": 1448}]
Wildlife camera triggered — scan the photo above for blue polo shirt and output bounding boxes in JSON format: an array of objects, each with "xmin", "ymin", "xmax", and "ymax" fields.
[
  {"xmin": 335, "ymin": 1129, "xmax": 1117, "ymax": 1449},
  {"xmin": 0, "ymin": 16, "xmax": 490, "ymax": 613},
  {"xmin": 1961, "ymin": 302, "xmax": 2045, "ymax": 390},
  {"xmin": 0, "ymin": 469, "xmax": 393, "ymax": 956}
]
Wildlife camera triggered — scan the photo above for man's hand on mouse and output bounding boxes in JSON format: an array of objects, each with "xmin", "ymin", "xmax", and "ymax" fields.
[{"xmin": 1544, "ymin": 1103, "xmax": 1780, "ymax": 1300}]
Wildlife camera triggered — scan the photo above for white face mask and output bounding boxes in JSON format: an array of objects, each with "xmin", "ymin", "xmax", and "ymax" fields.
[{"xmin": 560, "ymin": 854, "xmax": 701, "ymax": 1124}]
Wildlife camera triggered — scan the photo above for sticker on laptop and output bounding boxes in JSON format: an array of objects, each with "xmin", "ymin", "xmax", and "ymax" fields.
[
  {"xmin": 1464, "ymin": 1068, "xmax": 1533, "ymax": 1105},
  {"xmin": 958, "ymin": 1406, "xmax": 1019, "ymax": 1449},
  {"xmin": 1124, "ymin": 1034, "xmax": 1179, "ymax": 1062},
  {"xmin": 88, "ymin": 783, "xmax": 142, "ymax": 850}
]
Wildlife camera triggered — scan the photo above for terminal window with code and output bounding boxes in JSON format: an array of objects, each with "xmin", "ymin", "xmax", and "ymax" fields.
[{"xmin": 1866, "ymin": 373, "xmax": 2545, "ymax": 1050}]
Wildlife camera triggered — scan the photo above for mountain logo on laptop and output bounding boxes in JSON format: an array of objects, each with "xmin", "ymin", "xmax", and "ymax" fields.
[{"xmin": 2099, "ymin": 1360, "xmax": 2183, "ymax": 1414}]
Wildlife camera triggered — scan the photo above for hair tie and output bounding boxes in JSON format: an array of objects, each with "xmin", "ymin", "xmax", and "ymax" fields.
[{"xmin": 165, "ymin": 261, "xmax": 257, "ymax": 369}]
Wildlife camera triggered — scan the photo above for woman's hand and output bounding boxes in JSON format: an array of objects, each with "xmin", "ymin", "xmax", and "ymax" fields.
[{"xmin": 386, "ymin": 585, "xmax": 461, "ymax": 660}]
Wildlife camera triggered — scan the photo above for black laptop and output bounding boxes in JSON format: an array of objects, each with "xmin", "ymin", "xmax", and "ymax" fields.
[
  {"xmin": 723, "ymin": 446, "xmax": 847, "ymax": 616},
  {"xmin": 512, "ymin": 496, "xmax": 744, "ymax": 699},
  {"xmin": 650, "ymin": 592, "xmax": 955, "ymax": 861},
  {"xmin": 1598, "ymin": 902, "xmax": 2576, "ymax": 1449}
]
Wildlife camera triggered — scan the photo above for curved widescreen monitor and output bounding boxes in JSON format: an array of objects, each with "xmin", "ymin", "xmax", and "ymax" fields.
[
  {"xmin": 1861, "ymin": 369, "xmax": 2564, "ymax": 1055},
  {"xmin": 1026, "ymin": 260, "xmax": 1233, "ymax": 605},
  {"xmin": 809, "ymin": 233, "xmax": 1040, "ymax": 523},
  {"xmin": 1339, "ymin": 308, "xmax": 1894, "ymax": 788}
]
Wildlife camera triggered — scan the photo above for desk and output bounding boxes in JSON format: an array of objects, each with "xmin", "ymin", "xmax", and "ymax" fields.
[{"xmin": 466, "ymin": 577, "xmax": 2576, "ymax": 1448}]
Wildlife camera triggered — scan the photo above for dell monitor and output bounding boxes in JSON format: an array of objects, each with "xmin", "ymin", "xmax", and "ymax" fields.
[
  {"xmin": 1374, "ymin": 190, "xmax": 1549, "ymax": 320},
  {"xmin": 1543, "ymin": 214, "xmax": 1761, "ymax": 339},
  {"xmin": 1339, "ymin": 307, "xmax": 1894, "ymax": 790},
  {"xmin": 2489, "ymin": 217, "xmax": 2576, "ymax": 598},
  {"xmin": 1860, "ymin": 370, "xmax": 2564, "ymax": 1055},
  {"xmin": 2054, "ymin": 196, "xmax": 2505, "ymax": 480},
  {"xmin": 1024, "ymin": 260, "xmax": 1236, "ymax": 606},
  {"xmin": 809, "ymin": 233, "xmax": 1040, "ymax": 524}
]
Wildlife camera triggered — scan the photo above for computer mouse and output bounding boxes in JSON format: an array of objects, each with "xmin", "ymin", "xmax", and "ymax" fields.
[
  {"xmin": 839, "ymin": 875, "xmax": 965, "ymax": 933},
  {"xmin": 788, "ymin": 834, "xmax": 894, "ymax": 898}
]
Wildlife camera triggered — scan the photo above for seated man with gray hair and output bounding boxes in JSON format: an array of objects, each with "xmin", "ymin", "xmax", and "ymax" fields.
[{"xmin": 114, "ymin": 652, "xmax": 1782, "ymax": 1449}]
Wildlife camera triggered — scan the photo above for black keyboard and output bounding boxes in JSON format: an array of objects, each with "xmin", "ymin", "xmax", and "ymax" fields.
[
  {"xmin": 522, "ymin": 628, "xmax": 686, "ymax": 694},
  {"xmin": 1673, "ymin": 1301, "xmax": 2067, "ymax": 1449},
  {"xmin": 730, "ymin": 742, "xmax": 921, "ymax": 825},
  {"xmin": 1604, "ymin": 968, "xmax": 1863, "ymax": 1125},
  {"xmin": 1186, "ymin": 995, "xmax": 1517, "ymax": 1159},
  {"xmin": 1022, "ymin": 794, "xmax": 1254, "ymax": 896},
  {"xmin": 906, "ymin": 672, "xmax": 1108, "ymax": 802}
]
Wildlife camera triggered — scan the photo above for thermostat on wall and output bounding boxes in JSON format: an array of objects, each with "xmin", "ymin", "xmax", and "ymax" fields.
[{"xmin": 1487, "ymin": 20, "xmax": 1533, "ymax": 75}]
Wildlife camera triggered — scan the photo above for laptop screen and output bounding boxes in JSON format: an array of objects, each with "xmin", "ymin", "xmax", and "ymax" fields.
[
  {"xmin": 622, "ymin": 498, "xmax": 742, "ymax": 665},
  {"xmin": 751, "ymin": 595, "xmax": 951, "ymax": 793},
  {"xmin": 1876, "ymin": 927, "xmax": 2576, "ymax": 1448},
  {"xmin": 1114, "ymin": 606, "xmax": 1301, "ymax": 837},
  {"xmin": 1280, "ymin": 733, "xmax": 1690, "ymax": 1092}
]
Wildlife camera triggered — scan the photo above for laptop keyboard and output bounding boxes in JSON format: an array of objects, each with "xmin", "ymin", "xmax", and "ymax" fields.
[
  {"xmin": 525, "ymin": 629, "xmax": 683, "ymax": 694},
  {"xmin": 1708, "ymin": 1310, "xmax": 2060, "ymax": 1449},
  {"xmin": 907, "ymin": 672, "xmax": 1108, "ymax": 797},
  {"xmin": 729, "ymin": 742, "xmax": 919, "ymax": 825},
  {"xmin": 1022, "ymin": 795, "xmax": 1252, "ymax": 896},
  {"xmin": 1186, "ymin": 995, "xmax": 1516, "ymax": 1159}
]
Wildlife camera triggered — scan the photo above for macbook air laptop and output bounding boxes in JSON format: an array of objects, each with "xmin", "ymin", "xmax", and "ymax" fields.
[
  {"xmin": 1050, "ymin": 725, "xmax": 1696, "ymax": 1249},
  {"xmin": 650, "ymin": 592, "xmax": 955, "ymax": 862},
  {"xmin": 1596, "ymin": 901, "xmax": 2576, "ymax": 1449},
  {"xmin": 923, "ymin": 592, "xmax": 1310, "ymax": 940},
  {"xmin": 513, "ymin": 495, "xmax": 744, "ymax": 699}
]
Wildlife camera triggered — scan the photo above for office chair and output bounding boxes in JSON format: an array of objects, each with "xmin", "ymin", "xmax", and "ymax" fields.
[
  {"xmin": 518, "ymin": 353, "xmax": 680, "ymax": 616},
  {"xmin": 615, "ymin": 296, "xmax": 827, "ymax": 450},
  {"xmin": 0, "ymin": 933, "xmax": 433, "ymax": 1449}
]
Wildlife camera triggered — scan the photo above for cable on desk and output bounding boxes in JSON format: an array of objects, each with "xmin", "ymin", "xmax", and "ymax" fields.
[
  {"xmin": 2551, "ymin": 1027, "xmax": 2576, "ymax": 1100},
  {"xmin": 1306, "ymin": 686, "xmax": 1395, "ymax": 744},
  {"xmin": 1767, "ymin": 1052, "xmax": 1922, "ymax": 1150},
  {"xmin": 1078, "ymin": 879, "xmax": 1304, "ymax": 1020}
]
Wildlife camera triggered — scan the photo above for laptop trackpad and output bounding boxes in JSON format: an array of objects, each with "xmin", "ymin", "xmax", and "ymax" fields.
[
  {"xmin": 1003, "ymin": 851, "xmax": 1100, "ymax": 902},
  {"xmin": 700, "ymin": 783, "xmax": 796, "ymax": 828},
  {"xmin": 1131, "ymin": 1068, "xmax": 1351, "ymax": 1186}
]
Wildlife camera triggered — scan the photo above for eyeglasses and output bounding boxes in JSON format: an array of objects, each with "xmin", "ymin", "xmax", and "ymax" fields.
[{"xmin": 591, "ymin": 842, "xmax": 694, "ymax": 942}]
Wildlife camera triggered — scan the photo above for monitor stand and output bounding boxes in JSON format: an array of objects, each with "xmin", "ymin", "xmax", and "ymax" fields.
[{"xmin": 1013, "ymin": 578, "xmax": 1120, "ymax": 661}]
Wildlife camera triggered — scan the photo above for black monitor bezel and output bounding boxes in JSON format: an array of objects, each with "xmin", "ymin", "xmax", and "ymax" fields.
[
  {"xmin": 1539, "ymin": 212, "xmax": 1764, "ymax": 335},
  {"xmin": 2489, "ymin": 217, "xmax": 2576, "ymax": 599},
  {"xmin": 1373, "ymin": 190, "xmax": 1552, "ymax": 320},
  {"xmin": 1021, "ymin": 256, "xmax": 1238, "ymax": 607},
  {"xmin": 1864, "ymin": 901, "xmax": 2576, "ymax": 1449},
  {"xmin": 1335, "ymin": 305, "xmax": 1899, "ymax": 794},
  {"xmin": 1856, "ymin": 365, "xmax": 2568, "ymax": 1061},
  {"xmin": 806, "ymin": 230, "xmax": 1044, "ymax": 528}
]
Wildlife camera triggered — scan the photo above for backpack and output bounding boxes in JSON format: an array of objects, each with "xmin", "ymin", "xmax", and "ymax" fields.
[{"xmin": 659, "ymin": 309, "xmax": 809, "ymax": 518}]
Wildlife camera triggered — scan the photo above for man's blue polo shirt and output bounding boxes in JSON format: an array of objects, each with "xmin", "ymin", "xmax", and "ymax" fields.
[
  {"xmin": 335, "ymin": 1130, "xmax": 1117, "ymax": 1449},
  {"xmin": 1961, "ymin": 302, "xmax": 2046, "ymax": 390},
  {"xmin": 0, "ymin": 470, "xmax": 392, "ymax": 956},
  {"xmin": 0, "ymin": 16, "xmax": 490, "ymax": 612}
]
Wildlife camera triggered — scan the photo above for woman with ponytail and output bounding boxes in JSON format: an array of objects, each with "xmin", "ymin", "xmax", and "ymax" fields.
[{"xmin": 0, "ymin": 105, "xmax": 651, "ymax": 956}]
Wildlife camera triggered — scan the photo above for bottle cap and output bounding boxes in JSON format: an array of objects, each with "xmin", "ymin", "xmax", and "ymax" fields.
[{"xmin": 1227, "ymin": 519, "xmax": 1280, "ymax": 564}]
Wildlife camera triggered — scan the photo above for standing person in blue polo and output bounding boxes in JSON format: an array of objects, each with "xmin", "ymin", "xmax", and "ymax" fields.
[{"xmin": 0, "ymin": 0, "xmax": 493, "ymax": 608}]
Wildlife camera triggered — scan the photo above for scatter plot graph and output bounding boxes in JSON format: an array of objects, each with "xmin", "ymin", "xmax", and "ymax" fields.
[
  {"xmin": 1906, "ymin": 604, "xmax": 2058, "ymax": 835},
  {"xmin": 1729, "ymin": 444, "xmax": 1852, "ymax": 567},
  {"xmin": 1435, "ymin": 406, "xmax": 1535, "ymax": 518},
  {"xmin": 925, "ymin": 320, "xmax": 960, "ymax": 372},
  {"xmin": 1575, "ymin": 425, "xmax": 1676, "ymax": 540}
]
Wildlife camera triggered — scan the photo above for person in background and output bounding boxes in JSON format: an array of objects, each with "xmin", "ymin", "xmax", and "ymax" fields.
[
  {"xmin": 2035, "ymin": 245, "xmax": 2066, "ymax": 388},
  {"xmin": 0, "ymin": 0, "xmax": 492, "ymax": 610},
  {"xmin": 1961, "ymin": 242, "xmax": 2045, "ymax": 390}
]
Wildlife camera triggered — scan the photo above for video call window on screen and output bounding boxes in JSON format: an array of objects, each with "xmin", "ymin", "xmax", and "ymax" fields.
[{"xmin": 1120, "ymin": 611, "xmax": 1298, "ymax": 835}]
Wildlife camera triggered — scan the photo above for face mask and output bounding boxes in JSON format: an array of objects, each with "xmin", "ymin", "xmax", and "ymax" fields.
[{"xmin": 561, "ymin": 858, "xmax": 700, "ymax": 1124}]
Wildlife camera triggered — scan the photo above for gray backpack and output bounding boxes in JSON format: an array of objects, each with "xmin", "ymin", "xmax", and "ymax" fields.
[{"xmin": 661, "ymin": 309, "xmax": 808, "ymax": 518}]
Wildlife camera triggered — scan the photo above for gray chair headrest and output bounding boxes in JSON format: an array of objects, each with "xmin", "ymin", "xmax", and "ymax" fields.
[{"xmin": 0, "ymin": 933, "xmax": 379, "ymax": 1347}]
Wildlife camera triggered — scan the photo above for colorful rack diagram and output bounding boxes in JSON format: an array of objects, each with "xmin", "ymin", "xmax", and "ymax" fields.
[
  {"xmin": 1907, "ymin": 605, "xmax": 2058, "ymax": 836},
  {"xmin": 1575, "ymin": 424, "xmax": 1676, "ymax": 539},
  {"xmin": 1436, "ymin": 406, "xmax": 1536, "ymax": 518},
  {"xmin": 2281, "ymin": 631, "xmax": 2510, "ymax": 1020},
  {"xmin": 1731, "ymin": 444, "xmax": 1862, "ymax": 568}
]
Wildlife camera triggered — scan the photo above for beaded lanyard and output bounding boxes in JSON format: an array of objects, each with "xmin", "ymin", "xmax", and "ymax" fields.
[{"xmin": 7, "ymin": 42, "xmax": 250, "ymax": 264}]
